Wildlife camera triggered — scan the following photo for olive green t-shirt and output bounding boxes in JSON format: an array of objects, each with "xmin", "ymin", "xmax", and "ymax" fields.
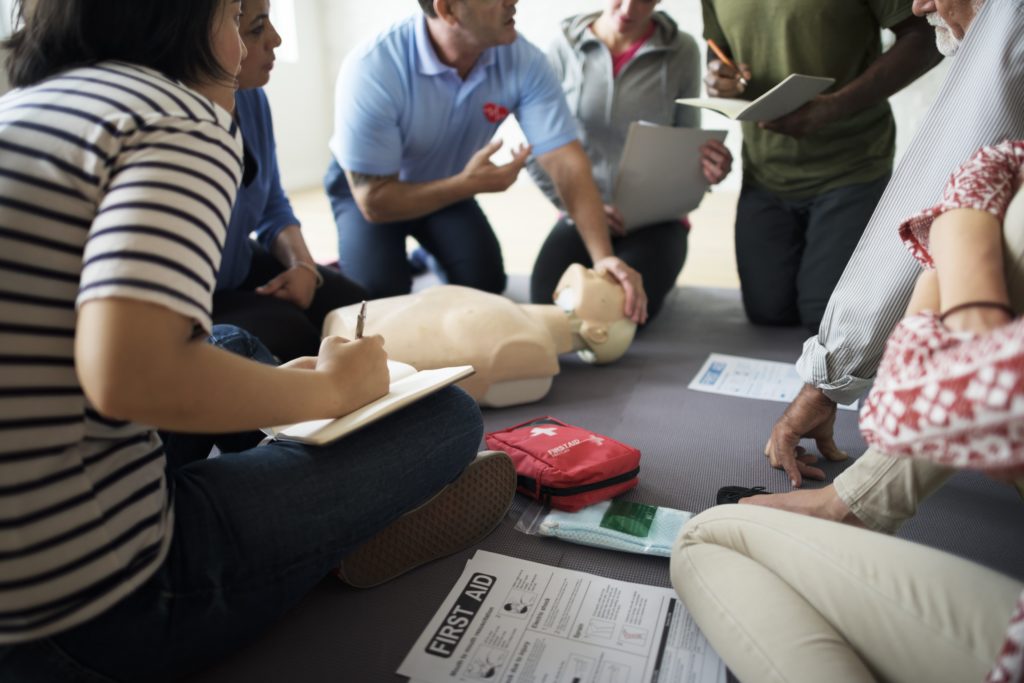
[{"xmin": 702, "ymin": 0, "xmax": 914, "ymax": 198}]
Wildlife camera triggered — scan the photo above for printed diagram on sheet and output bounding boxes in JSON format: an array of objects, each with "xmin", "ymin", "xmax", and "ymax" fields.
[
  {"xmin": 688, "ymin": 353, "xmax": 857, "ymax": 411},
  {"xmin": 401, "ymin": 551, "xmax": 725, "ymax": 683}
]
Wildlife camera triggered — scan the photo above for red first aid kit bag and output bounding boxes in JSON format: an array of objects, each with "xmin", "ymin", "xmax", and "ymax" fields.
[{"xmin": 485, "ymin": 417, "xmax": 640, "ymax": 511}]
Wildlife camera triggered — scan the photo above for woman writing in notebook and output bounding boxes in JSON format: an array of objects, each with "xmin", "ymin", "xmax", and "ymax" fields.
[
  {"xmin": 0, "ymin": 0, "xmax": 512, "ymax": 679},
  {"xmin": 528, "ymin": 0, "xmax": 732, "ymax": 322}
]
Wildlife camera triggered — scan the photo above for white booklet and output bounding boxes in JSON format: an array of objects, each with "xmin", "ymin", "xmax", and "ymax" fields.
[
  {"xmin": 676, "ymin": 73, "xmax": 835, "ymax": 122},
  {"xmin": 401, "ymin": 550, "xmax": 726, "ymax": 683},
  {"xmin": 612, "ymin": 122, "xmax": 728, "ymax": 232},
  {"xmin": 263, "ymin": 360, "xmax": 475, "ymax": 445}
]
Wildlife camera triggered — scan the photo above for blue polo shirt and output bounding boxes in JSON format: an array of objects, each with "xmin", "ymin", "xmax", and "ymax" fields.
[
  {"xmin": 328, "ymin": 14, "xmax": 578, "ymax": 192},
  {"xmin": 217, "ymin": 88, "xmax": 299, "ymax": 290}
]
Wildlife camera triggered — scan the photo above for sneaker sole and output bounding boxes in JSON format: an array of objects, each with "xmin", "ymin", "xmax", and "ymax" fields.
[{"xmin": 337, "ymin": 451, "xmax": 516, "ymax": 588}]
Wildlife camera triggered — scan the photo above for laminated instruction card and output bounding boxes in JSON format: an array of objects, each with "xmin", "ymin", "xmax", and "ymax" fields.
[
  {"xmin": 399, "ymin": 550, "xmax": 726, "ymax": 683},
  {"xmin": 688, "ymin": 353, "xmax": 857, "ymax": 411}
]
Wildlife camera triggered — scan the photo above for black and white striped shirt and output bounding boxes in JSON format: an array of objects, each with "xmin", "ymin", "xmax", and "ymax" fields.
[
  {"xmin": 798, "ymin": 0, "xmax": 1024, "ymax": 404},
  {"xmin": 0, "ymin": 62, "xmax": 242, "ymax": 642}
]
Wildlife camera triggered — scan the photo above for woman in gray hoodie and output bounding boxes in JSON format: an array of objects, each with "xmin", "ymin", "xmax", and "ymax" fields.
[{"xmin": 528, "ymin": 0, "xmax": 732, "ymax": 322}]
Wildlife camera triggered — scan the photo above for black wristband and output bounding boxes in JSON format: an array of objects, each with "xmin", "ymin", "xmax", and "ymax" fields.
[{"xmin": 938, "ymin": 301, "xmax": 1016, "ymax": 323}]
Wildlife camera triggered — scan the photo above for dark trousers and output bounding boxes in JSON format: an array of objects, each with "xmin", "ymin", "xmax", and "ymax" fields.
[
  {"xmin": 326, "ymin": 161, "xmax": 506, "ymax": 299},
  {"xmin": 529, "ymin": 216, "xmax": 688, "ymax": 324},
  {"xmin": 212, "ymin": 241, "xmax": 366, "ymax": 362},
  {"xmin": 735, "ymin": 174, "xmax": 889, "ymax": 333}
]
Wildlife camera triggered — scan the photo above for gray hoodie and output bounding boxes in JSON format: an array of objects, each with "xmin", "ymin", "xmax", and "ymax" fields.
[{"xmin": 528, "ymin": 11, "xmax": 701, "ymax": 208}]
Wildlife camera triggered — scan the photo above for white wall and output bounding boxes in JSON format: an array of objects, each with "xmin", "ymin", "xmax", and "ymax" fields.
[
  {"xmin": 260, "ymin": 0, "xmax": 335, "ymax": 189},
  {"xmin": 0, "ymin": 0, "xmax": 12, "ymax": 96},
  {"xmin": 265, "ymin": 1, "xmax": 949, "ymax": 192}
]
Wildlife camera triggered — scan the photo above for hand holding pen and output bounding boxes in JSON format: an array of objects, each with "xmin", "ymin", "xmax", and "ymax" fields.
[{"xmin": 705, "ymin": 38, "xmax": 752, "ymax": 98}]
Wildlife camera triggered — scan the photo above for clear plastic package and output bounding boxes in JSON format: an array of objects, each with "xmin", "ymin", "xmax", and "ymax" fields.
[{"xmin": 515, "ymin": 498, "xmax": 693, "ymax": 557}]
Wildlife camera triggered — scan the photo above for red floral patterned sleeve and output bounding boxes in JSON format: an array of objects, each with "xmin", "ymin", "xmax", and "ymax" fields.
[
  {"xmin": 899, "ymin": 139, "xmax": 1024, "ymax": 268},
  {"xmin": 859, "ymin": 310, "xmax": 1024, "ymax": 477}
]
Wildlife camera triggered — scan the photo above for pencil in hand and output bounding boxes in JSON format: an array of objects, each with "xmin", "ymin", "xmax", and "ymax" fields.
[{"xmin": 707, "ymin": 38, "xmax": 749, "ymax": 88}]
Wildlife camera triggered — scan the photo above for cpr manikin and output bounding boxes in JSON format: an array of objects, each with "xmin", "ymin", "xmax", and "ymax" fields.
[{"xmin": 322, "ymin": 265, "xmax": 637, "ymax": 407}]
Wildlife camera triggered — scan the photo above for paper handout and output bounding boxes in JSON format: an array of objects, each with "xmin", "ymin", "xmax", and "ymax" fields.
[
  {"xmin": 612, "ymin": 122, "xmax": 728, "ymax": 232},
  {"xmin": 400, "ymin": 550, "xmax": 726, "ymax": 683},
  {"xmin": 676, "ymin": 73, "xmax": 835, "ymax": 122},
  {"xmin": 263, "ymin": 360, "xmax": 475, "ymax": 445},
  {"xmin": 688, "ymin": 353, "xmax": 857, "ymax": 410}
]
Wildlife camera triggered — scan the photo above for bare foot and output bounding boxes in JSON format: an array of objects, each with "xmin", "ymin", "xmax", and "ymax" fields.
[{"xmin": 740, "ymin": 485, "xmax": 865, "ymax": 527}]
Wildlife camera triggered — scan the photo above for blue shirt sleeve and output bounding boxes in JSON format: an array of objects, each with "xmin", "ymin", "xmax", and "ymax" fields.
[
  {"xmin": 217, "ymin": 89, "xmax": 299, "ymax": 291},
  {"xmin": 329, "ymin": 49, "xmax": 405, "ymax": 176},
  {"xmin": 512, "ymin": 39, "xmax": 579, "ymax": 156},
  {"xmin": 253, "ymin": 108, "xmax": 300, "ymax": 249},
  {"xmin": 241, "ymin": 91, "xmax": 298, "ymax": 248}
]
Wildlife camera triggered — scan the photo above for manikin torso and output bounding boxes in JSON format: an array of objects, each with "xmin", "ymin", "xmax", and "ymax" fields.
[{"xmin": 322, "ymin": 265, "xmax": 637, "ymax": 407}]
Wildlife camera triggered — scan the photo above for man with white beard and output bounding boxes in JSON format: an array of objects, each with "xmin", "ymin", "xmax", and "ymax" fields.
[
  {"xmin": 733, "ymin": 0, "xmax": 1024, "ymax": 534},
  {"xmin": 922, "ymin": 0, "xmax": 986, "ymax": 55}
]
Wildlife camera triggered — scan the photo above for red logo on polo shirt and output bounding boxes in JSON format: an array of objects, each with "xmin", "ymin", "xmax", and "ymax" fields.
[{"xmin": 483, "ymin": 102, "xmax": 510, "ymax": 124}]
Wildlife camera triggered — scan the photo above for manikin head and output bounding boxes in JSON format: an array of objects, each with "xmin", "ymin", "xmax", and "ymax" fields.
[
  {"xmin": 553, "ymin": 264, "xmax": 637, "ymax": 365},
  {"xmin": 912, "ymin": 0, "xmax": 986, "ymax": 56}
]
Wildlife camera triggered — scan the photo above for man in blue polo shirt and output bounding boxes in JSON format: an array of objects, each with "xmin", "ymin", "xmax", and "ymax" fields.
[{"xmin": 324, "ymin": 0, "xmax": 648, "ymax": 324}]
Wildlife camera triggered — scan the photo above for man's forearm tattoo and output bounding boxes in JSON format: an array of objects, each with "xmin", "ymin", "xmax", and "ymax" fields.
[{"xmin": 349, "ymin": 171, "xmax": 396, "ymax": 188}]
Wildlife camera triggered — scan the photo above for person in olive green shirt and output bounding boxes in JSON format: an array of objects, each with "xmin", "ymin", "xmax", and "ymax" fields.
[{"xmin": 701, "ymin": 0, "xmax": 941, "ymax": 331}]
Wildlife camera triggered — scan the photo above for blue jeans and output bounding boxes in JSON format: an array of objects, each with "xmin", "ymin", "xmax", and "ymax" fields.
[
  {"xmin": 325, "ymin": 159, "xmax": 507, "ymax": 298},
  {"xmin": 0, "ymin": 326, "xmax": 483, "ymax": 682}
]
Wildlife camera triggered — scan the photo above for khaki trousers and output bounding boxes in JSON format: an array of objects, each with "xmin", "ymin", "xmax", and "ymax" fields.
[
  {"xmin": 833, "ymin": 447, "xmax": 953, "ymax": 534},
  {"xmin": 671, "ymin": 505, "xmax": 1021, "ymax": 683}
]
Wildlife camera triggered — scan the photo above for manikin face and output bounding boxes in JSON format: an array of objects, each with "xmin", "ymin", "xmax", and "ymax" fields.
[
  {"xmin": 203, "ymin": 0, "xmax": 247, "ymax": 111},
  {"xmin": 604, "ymin": 0, "xmax": 660, "ymax": 36},
  {"xmin": 554, "ymin": 264, "xmax": 636, "ymax": 365},
  {"xmin": 448, "ymin": 0, "xmax": 518, "ymax": 49},
  {"xmin": 912, "ymin": 0, "xmax": 984, "ymax": 56},
  {"xmin": 238, "ymin": 0, "xmax": 282, "ymax": 90}
]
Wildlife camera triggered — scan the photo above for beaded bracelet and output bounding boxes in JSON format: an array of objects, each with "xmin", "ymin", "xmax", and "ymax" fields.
[
  {"xmin": 938, "ymin": 300, "xmax": 1016, "ymax": 323},
  {"xmin": 293, "ymin": 261, "xmax": 325, "ymax": 289}
]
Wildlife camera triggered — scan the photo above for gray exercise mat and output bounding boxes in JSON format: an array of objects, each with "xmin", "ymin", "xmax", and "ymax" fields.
[{"xmin": 185, "ymin": 285, "xmax": 1024, "ymax": 683}]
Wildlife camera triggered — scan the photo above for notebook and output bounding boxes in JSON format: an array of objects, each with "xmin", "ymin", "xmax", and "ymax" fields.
[
  {"xmin": 262, "ymin": 360, "xmax": 475, "ymax": 445},
  {"xmin": 676, "ymin": 73, "xmax": 835, "ymax": 122},
  {"xmin": 612, "ymin": 122, "xmax": 728, "ymax": 232}
]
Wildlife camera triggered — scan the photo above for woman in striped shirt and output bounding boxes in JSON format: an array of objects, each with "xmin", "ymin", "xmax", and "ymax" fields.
[{"xmin": 0, "ymin": 1, "xmax": 507, "ymax": 679}]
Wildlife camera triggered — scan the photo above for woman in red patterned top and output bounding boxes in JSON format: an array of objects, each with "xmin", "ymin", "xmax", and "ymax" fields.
[
  {"xmin": 859, "ymin": 139, "xmax": 1024, "ymax": 681},
  {"xmin": 861, "ymin": 139, "xmax": 1024, "ymax": 478},
  {"xmin": 671, "ymin": 141, "xmax": 1023, "ymax": 683}
]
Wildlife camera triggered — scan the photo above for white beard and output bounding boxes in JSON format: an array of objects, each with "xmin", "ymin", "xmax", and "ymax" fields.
[{"xmin": 927, "ymin": 12, "xmax": 961, "ymax": 56}]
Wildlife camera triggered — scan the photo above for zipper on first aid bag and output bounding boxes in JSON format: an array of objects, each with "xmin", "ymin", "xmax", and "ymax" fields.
[{"xmin": 518, "ymin": 467, "xmax": 640, "ymax": 504}]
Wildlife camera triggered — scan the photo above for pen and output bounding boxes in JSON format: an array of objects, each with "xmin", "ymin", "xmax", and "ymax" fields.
[
  {"xmin": 355, "ymin": 300, "xmax": 366, "ymax": 339},
  {"xmin": 707, "ymin": 38, "xmax": 749, "ymax": 88}
]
